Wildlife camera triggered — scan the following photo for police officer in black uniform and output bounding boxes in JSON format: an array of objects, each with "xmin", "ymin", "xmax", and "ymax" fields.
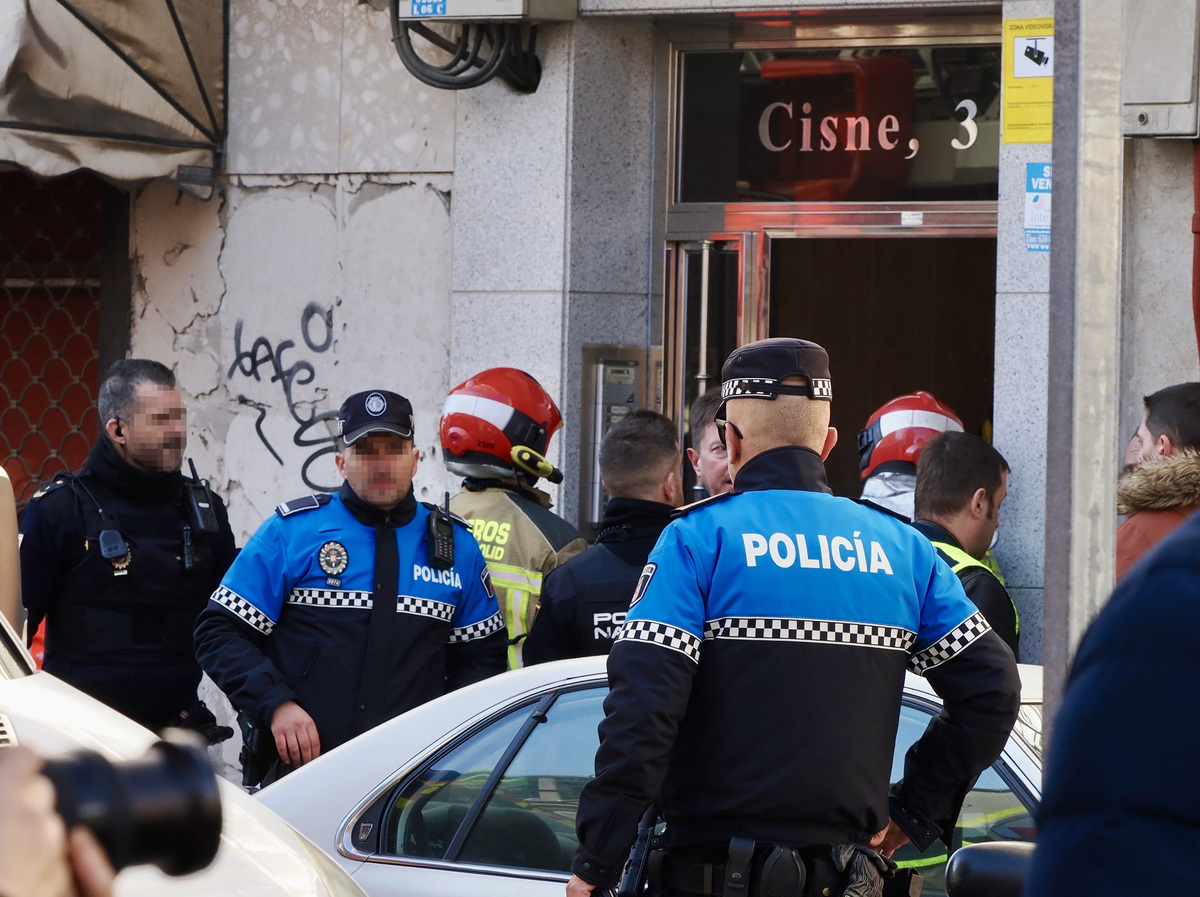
[
  {"xmin": 568, "ymin": 338, "xmax": 1020, "ymax": 897},
  {"xmin": 19, "ymin": 359, "xmax": 236, "ymax": 739},
  {"xmin": 524, "ymin": 411, "xmax": 683, "ymax": 663}
]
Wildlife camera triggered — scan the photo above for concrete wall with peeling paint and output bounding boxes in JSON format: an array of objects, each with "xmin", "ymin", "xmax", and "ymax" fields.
[{"xmin": 128, "ymin": 0, "xmax": 465, "ymax": 778}]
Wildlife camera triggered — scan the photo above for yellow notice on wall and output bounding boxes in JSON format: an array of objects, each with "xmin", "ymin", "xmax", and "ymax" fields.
[{"xmin": 1003, "ymin": 18, "xmax": 1054, "ymax": 144}]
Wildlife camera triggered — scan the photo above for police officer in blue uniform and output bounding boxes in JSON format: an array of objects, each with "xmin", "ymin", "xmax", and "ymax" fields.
[
  {"xmin": 569, "ymin": 339, "xmax": 1021, "ymax": 897},
  {"xmin": 195, "ymin": 390, "xmax": 506, "ymax": 781}
]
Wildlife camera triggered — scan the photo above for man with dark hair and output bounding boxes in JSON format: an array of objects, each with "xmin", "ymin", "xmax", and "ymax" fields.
[
  {"xmin": 913, "ymin": 431, "xmax": 1019, "ymax": 659},
  {"xmin": 196, "ymin": 390, "xmax": 506, "ymax": 784},
  {"xmin": 19, "ymin": 359, "xmax": 237, "ymax": 740},
  {"xmin": 569, "ymin": 338, "xmax": 1019, "ymax": 897},
  {"xmin": 525, "ymin": 411, "xmax": 683, "ymax": 663},
  {"xmin": 686, "ymin": 390, "xmax": 733, "ymax": 499},
  {"xmin": 1116, "ymin": 382, "xmax": 1200, "ymax": 580}
]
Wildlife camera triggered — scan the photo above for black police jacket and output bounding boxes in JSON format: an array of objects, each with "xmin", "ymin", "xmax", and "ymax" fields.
[
  {"xmin": 911, "ymin": 520, "xmax": 1021, "ymax": 661},
  {"xmin": 19, "ymin": 437, "xmax": 237, "ymax": 729},
  {"xmin": 524, "ymin": 498, "xmax": 674, "ymax": 664},
  {"xmin": 572, "ymin": 447, "xmax": 1021, "ymax": 889}
]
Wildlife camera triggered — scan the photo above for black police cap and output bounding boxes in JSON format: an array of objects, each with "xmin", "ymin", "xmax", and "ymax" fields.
[
  {"xmin": 338, "ymin": 390, "xmax": 414, "ymax": 444},
  {"xmin": 720, "ymin": 338, "xmax": 833, "ymax": 404}
]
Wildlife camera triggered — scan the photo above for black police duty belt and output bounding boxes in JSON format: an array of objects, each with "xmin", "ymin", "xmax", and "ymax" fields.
[{"xmin": 654, "ymin": 837, "xmax": 808, "ymax": 897}]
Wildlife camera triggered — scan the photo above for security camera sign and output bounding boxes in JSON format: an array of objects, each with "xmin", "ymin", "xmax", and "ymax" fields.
[
  {"xmin": 1003, "ymin": 18, "xmax": 1055, "ymax": 144},
  {"xmin": 1014, "ymin": 37, "xmax": 1053, "ymax": 78}
]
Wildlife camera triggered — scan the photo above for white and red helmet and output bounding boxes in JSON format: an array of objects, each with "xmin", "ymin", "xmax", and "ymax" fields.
[
  {"xmin": 440, "ymin": 368, "xmax": 564, "ymax": 482},
  {"xmin": 857, "ymin": 391, "xmax": 964, "ymax": 479}
]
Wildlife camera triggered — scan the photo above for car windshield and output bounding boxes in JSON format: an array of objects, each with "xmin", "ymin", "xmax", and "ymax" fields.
[{"xmin": 1013, "ymin": 702, "xmax": 1043, "ymax": 758}]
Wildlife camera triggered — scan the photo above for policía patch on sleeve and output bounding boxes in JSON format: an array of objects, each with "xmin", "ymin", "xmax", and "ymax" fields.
[
  {"xmin": 630, "ymin": 563, "xmax": 657, "ymax": 607},
  {"xmin": 480, "ymin": 567, "xmax": 497, "ymax": 600}
]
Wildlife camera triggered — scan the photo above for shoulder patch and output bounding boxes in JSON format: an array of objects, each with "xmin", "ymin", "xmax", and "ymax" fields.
[
  {"xmin": 672, "ymin": 490, "xmax": 735, "ymax": 519},
  {"xmin": 276, "ymin": 493, "xmax": 331, "ymax": 518},
  {"xmin": 29, "ymin": 476, "xmax": 73, "ymax": 501},
  {"xmin": 421, "ymin": 502, "xmax": 472, "ymax": 529},
  {"xmin": 854, "ymin": 498, "xmax": 911, "ymax": 523}
]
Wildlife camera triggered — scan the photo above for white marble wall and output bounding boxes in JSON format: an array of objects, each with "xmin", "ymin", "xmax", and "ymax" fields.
[
  {"xmin": 991, "ymin": 0, "xmax": 1054, "ymax": 663},
  {"xmin": 1121, "ymin": 137, "xmax": 1200, "ymax": 439}
]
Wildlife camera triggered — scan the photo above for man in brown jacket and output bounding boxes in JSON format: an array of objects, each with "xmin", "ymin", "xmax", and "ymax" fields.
[{"xmin": 1117, "ymin": 382, "xmax": 1200, "ymax": 580}]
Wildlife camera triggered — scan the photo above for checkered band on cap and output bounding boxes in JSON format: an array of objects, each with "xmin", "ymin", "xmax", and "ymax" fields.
[
  {"xmin": 616, "ymin": 619, "xmax": 702, "ymax": 663},
  {"xmin": 721, "ymin": 377, "xmax": 833, "ymax": 401},
  {"xmin": 722, "ymin": 378, "xmax": 779, "ymax": 400},
  {"xmin": 704, "ymin": 617, "xmax": 916, "ymax": 652},
  {"xmin": 287, "ymin": 589, "xmax": 372, "ymax": 609},
  {"xmin": 212, "ymin": 586, "xmax": 275, "ymax": 635},
  {"xmin": 908, "ymin": 612, "xmax": 992, "ymax": 674},
  {"xmin": 397, "ymin": 595, "xmax": 456, "ymax": 623},
  {"xmin": 449, "ymin": 611, "xmax": 505, "ymax": 643}
]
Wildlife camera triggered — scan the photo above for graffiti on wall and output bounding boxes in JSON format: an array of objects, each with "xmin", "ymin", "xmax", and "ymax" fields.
[{"xmin": 228, "ymin": 302, "xmax": 338, "ymax": 491}]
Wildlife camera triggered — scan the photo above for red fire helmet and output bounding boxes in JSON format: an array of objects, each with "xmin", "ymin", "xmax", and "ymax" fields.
[
  {"xmin": 857, "ymin": 391, "xmax": 964, "ymax": 479},
  {"xmin": 440, "ymin": 368, "xmax": 564, "ymax": 481}
]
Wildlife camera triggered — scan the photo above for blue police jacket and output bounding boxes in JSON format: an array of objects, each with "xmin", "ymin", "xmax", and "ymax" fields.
[
  {"xmin": 194, "ymin": 487, "xmax": 506, "ymax": 752},
  {"xmin": 572, "ymin": 446, "xmax": 1021, "ymax": 889}
]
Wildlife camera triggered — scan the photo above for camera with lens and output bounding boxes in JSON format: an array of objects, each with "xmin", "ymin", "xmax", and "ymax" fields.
[{"xmin": 41, "ymin": 736, "xmax": 223, "ymax": 876}]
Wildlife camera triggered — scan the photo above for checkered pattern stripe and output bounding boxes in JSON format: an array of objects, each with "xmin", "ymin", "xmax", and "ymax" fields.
[
  {"xmin": 212, "ymin": 586, "xmax": 275, "ymax": 635},
  {"xmin": 616, "ymin": 620, "xmax": 702, "ymax": 663},
  {"xmin": 908, "ymin": 612, "xmax": 992, "ymax": 674},
  {"xmin": 449, "ymin": 612, "xmax": 505, "ymax": 643},
  {"xmin": 703, "ymin": 617, "xmax": 915, "ymax": 652},
  {"xmin": 287, "ymin": 589, "xmax": 372, "ymax": 609},
  {"xmin": 722, "ymin": 378, "xmax": 778, "ymax": 400},
  {"xmin": 397, "ymin": 595, "xmax": 456, "ymax": 622},
  {"xmin": 810, "ymin": 378, "xmax": 832, "ymax": 398}
]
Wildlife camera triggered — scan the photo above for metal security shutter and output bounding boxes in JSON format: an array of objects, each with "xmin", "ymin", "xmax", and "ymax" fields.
[{"xmin": 0, "ymin": 171, "xmax": 102, "ymax": 504}]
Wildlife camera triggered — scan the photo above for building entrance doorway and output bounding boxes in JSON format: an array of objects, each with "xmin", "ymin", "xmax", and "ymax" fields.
[{"xmin": 770, "ymin": 236, "xmax": 997, "ymax": 497}]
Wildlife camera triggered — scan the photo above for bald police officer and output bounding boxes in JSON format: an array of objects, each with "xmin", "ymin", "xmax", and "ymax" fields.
[{"xmin": 569, "ymin": 339, "xmax": 1020, "ymax": 897}]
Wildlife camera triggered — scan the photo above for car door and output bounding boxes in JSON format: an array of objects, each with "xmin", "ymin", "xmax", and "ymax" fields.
[
  {"xmin": 349, "ymin": 685, "xmax": 603, "ymax": 897},
  {"xmin": 347, "ymin": 682, "xmax": 1037, "ymax": 897}
]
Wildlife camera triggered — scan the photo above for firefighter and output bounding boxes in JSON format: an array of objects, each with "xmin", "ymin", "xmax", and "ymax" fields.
[
  {"xmin": 857, "ymin": 391, "xmax": 963, "ymax": 521},
  {"xmin": 440, "ymin": 368, "xmax": 586, "ymax": 668}
]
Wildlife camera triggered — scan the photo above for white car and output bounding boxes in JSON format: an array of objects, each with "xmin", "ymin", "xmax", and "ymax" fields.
[
  {"xmin": 260, "ymin": 657, "xmax": 1042, "ymax": 897},
  {"xmin": 0, "ymin": 617, "xmax": 367, "ymax": 897}
]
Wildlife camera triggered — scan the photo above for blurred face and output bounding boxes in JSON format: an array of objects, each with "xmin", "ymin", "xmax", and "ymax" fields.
[
  {"xmin": 336, "ymin": 432, "xmax": 418, "ymax": 509},
  {"xmin": 1123, "ymin": 430, "xmax": 1142, "ymax": 473},
  {"xmin": 108, "ymin": 383, "xmax": 187, "ymax": 473},
  {"xmin": 686, "ymin": 422, "xmax": 733, "ymax": 496}
]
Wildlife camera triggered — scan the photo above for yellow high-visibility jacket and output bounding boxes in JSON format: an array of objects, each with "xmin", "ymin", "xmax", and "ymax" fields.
[{"xmin": 450, "ymin": 482, "xmax": 586, "ymax": 668}]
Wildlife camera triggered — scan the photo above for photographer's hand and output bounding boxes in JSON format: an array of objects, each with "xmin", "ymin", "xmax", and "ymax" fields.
[
  {"xmin": 67, "ymin": 830, "xmax": 115, "ymax": 897},
  {"xmin": 0, "ymin": 746, "xmax": 113, "ymax": 897},
  {"xmin": 271, "ymin": 701, "xmax": 321, "ymax": 766}
]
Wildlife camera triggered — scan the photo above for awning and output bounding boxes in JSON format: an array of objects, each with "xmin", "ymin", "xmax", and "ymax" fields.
[{"xmin": 0, "ymin": 0, "xmax": 226, "ymax": 200}]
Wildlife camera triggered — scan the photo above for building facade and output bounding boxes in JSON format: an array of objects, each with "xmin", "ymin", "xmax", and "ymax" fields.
[{"xmin": 5, "ymin": 0, "xmax": 1200, "ymax": 677}]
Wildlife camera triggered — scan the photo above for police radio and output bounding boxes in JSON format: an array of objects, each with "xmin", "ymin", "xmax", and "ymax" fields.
[
  {"xmin": 185, "ymin": 459, "xmax": 220, "ymax": 535},
  {"xmin": 427, "ymin": 492, "xmax": 455, "ymax": 570}
]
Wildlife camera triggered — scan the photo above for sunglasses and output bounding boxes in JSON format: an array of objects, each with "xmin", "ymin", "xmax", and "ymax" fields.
[{"xmin": 713, "ymin": 417, "xmax": 744, "ymax": 449}]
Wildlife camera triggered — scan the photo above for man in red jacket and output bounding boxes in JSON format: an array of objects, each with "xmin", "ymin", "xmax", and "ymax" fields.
[{"xmin": 1116, "ymin": 382, "xmax": 1200, "ymax": 580}]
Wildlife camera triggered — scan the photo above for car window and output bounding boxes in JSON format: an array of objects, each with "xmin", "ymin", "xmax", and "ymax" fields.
[
  {"xmin": 0, "ymin": 616, "xmax": 32, "ymax": 680},
  {"xmin": 383, "ymin": 703, "xmax": 531, "ymax": 860},
  {"xmin": 891, "ymin": 703, "xmax": 1037, "ymax": 897},
  {"xmin": 456, "ymin": 688, "xmax": 604, "ymax": 872}
]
